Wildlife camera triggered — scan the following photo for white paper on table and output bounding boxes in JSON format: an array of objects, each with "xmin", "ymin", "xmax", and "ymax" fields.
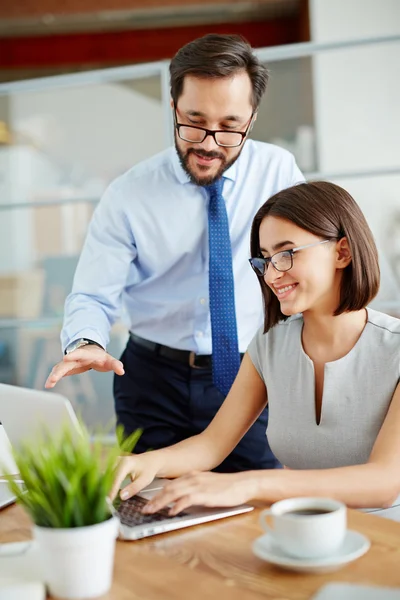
[
  {"xmin": 312, "ymin": 583, "xmax": 400, "ymax": 600},
  {"xmin": 0, "ymin": 542, "xmax": 45, "ymax": 599}
]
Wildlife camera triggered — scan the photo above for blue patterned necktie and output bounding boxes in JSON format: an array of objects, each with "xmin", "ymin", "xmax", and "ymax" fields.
[{"xmin": 205, "ymin": 178, "xmax": 241, "ymax": 396}]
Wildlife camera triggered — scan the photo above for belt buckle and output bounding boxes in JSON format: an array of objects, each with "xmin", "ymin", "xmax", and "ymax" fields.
[{"xmin": 189, "ymin": 351, "xmax": 202, "ymax": 369}]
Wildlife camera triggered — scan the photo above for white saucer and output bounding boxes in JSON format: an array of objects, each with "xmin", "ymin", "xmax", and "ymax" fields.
[{"xmin": 252, "ymin": 530, "xmax": 370, "ymax": 573}]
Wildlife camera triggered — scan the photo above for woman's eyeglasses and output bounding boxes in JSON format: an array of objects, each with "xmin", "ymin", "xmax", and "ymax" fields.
[{"xmin": 249, "ymin": 240, "xmax": 332, "ymax": 276}]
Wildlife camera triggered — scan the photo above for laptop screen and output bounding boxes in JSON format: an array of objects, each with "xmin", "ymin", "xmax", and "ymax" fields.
[{"xmin": 0, "ymin": 425, "xmax": 18, "ymax": 476}]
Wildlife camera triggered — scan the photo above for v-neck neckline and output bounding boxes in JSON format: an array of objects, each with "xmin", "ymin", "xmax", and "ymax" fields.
[{"xmin": 297, "ymin": 308, "xmax": 370, "ymax": 427}]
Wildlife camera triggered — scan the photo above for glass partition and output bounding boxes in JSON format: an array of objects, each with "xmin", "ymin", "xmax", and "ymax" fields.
[
  {"xmin": 0, "ymin": 74, "xmax": 164, "ymax": 208},
  {"xmin": 252, "ymin": 57, "xmax": 316, "ymax": 172},
  {"xmin": 331, "ymin": 173, "xmax": 400, "ymax": 320}
]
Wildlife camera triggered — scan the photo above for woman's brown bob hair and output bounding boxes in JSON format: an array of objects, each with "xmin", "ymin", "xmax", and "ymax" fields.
[{"xmin": 250, "ymin": 181, "xmax": 380, "ymax": 333}]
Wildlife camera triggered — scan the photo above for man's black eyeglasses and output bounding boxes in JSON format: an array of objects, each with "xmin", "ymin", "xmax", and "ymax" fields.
[{"xmin": 174, "ymin": 108, "xmax": 254, "ymax": 148}]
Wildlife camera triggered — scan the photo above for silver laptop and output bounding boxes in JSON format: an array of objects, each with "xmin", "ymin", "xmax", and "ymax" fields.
[
  {"xmin": 0, "ymin": 423, "xmax": 19, "ymax": 508},
  {"xmin": 0, "ymin": 384, "xmax": 253, "ymax": 535},
  {"xmin": 115, "ymin": 485, "xmax": 254, "ymax": 540},
  {"xmin": 0, "ymin": 383, "xmax": 82, "ymax": 453},
  {"xmin": 0, "ymin": 475, "xmax": 19, "ymax": 510}
]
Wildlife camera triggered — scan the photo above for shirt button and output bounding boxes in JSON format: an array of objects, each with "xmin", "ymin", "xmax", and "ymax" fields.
[
  {"xmin": 196, "ymin": 331, "xmax": 203, "ymax": 337},
  {"xmin": 199, "ymin": 298, "xmax": 206, "ymax": 305}
]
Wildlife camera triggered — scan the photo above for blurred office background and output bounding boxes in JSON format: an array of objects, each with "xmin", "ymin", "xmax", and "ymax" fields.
[{"xmin": 0, "ymin": 0, "xmax": 399, "ymax": 430}]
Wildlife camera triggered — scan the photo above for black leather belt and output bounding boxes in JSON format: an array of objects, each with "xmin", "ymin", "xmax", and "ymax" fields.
[
  {"xmin": 130, "ymin": 333, "xmax": 212, "ymax": 368},
  {"xmin": 130, "ymin": 333, "xmax": 244, "ymax": 369}
]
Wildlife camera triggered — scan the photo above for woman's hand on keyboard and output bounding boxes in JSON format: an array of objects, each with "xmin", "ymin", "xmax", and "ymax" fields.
[
  {"xmin": 109, "ymin": 452, "xmax": 163, "ymax": 501},
  {"xmin": 141, "ymin": 471, "xmax": 256, "ymax": 516}
]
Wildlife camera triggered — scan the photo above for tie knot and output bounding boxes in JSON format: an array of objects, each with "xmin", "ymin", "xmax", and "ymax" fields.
[{"xmin": 205, "ymin": 178, "xmax": 224, "ymax": 200}]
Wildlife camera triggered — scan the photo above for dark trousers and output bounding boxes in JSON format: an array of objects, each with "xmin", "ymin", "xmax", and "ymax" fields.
[{"xmin": 113, "ymin": 337, "xmax": 280, "ymax": 472}]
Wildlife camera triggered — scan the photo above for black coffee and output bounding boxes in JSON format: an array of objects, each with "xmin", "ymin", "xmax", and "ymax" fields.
[{"xmin": 285, "ymin": 508, "xmax": 334, "ymax": 516}]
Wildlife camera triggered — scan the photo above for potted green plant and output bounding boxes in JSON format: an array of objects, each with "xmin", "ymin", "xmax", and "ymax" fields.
[{"xmin": 5, "ymin": 423, "xmax": 141, "ymax": 600}]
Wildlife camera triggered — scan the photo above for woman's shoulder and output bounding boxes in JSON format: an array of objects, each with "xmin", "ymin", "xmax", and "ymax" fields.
[
  {"xmin": 366, "ymin": 307, "xmax": 400, "ymax": 337},
  {"xmin": 365, "ymin": 308, "xmax": 400, "ymax": 367},
  {"xmin": 250, "ymin": 314, "xmax": 303, "ymax": 352},
  {"xmin": 247, "ymin": 315, "xmax": 303, "ymax": 377}
]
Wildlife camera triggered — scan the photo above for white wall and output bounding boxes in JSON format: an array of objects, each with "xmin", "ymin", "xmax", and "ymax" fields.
[
  {"xmin": 310, "ymin": 0, "xmax": 400, "ymax": 41},
  {"xmin": 309, "ymin": 0, "xmax": 400, "ymax": 310}
]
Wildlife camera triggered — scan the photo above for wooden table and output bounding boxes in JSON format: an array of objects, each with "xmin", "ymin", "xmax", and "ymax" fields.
[{"xmin": 1, "ymin": 503, "xmax": 400, "ymax": 599}]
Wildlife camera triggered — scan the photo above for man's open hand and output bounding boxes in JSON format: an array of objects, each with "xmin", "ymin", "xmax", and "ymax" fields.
[{"xmin": 45, "ymin": 345, "xmax": 125, "ymax": 388}]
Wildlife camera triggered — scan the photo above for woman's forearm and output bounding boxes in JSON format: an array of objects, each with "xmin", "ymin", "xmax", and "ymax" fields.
[
  {"xmin": 148, "ymin": 358, "xmax": 267, "ymax": 479},
  {"xmin": 151, "ymin": 432, "xmax": 224, "ymax": 479},
  {"xmin": 252, "ymin": 463, "xmax": 399, "ymax": 509}
]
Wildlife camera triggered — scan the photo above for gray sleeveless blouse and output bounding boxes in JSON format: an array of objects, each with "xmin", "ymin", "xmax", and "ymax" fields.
[{"xmin": 247, "ymin": 308, "xmax": 400, "ymax": 470}]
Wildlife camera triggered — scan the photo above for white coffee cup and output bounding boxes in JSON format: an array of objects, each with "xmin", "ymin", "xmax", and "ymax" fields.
[{"xmin": 259, "ymin": 497, "xmax": 347, "ymax": 559}]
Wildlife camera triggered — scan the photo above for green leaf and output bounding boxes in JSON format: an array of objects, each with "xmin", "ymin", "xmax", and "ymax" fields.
[
  {"xmin": 3, "ymin": 420, "xmax": 141, "ymax": 528},
  {"xmin": 117, "ymin": 425, "xmax": 143, "ymax": 454}
]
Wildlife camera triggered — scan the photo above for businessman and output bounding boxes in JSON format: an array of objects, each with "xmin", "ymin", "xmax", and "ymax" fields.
[{"xmin": 46, "ymin": 33, "xmax": 303, "ymax": 472}]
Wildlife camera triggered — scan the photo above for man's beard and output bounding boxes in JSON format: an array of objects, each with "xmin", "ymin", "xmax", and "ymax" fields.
[{"xmin": 175, "ymin": 142, "xmax": 242, "ymax": 186}]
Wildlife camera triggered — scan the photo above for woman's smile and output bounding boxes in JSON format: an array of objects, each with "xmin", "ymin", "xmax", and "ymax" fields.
[{"xmin": 272, "ymin": 282, "xmax": 298, "ymax": 300}]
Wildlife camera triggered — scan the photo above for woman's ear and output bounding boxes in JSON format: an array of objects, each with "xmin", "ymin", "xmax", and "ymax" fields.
[{"xmin": 336, "ymin": 237, "xmax": 352, "ymax": 270}]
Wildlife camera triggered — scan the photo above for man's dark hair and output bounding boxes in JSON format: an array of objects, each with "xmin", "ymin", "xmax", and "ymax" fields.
[
  {"xmin": 250, "ymin": 181, "xmax": 380, "ymax": 333},
  {"xmin": 170, "ymin": 34, "xmax": 269, "ymax": 110}
]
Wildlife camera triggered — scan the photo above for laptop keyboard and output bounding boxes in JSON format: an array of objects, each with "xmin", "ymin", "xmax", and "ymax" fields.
[{"xmin": 116, "ymin": 494, "xmax": 189, "ymax": 527}]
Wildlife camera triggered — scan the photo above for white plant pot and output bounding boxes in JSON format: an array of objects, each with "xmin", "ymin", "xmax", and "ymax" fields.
[{"xmin": 33, "ymin": 516, "xmax": 119, "ymax": 600}]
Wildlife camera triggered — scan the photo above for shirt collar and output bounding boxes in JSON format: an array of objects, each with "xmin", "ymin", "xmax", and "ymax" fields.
[
  {"xmin": 171, "ymin": 142, "xmax": 245, "ymax": 185},
  {"xmin": 171, "ymin": 147, "xmax": 191, "ymax": 184},
  {"xmin": 223, "ymin": 157, "xmax": 238, "ymax": 182}
]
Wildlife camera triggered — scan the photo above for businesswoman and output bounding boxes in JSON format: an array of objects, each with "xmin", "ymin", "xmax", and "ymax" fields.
[{"xmin": 110, "ymin": 181, "xmax": 400, "ymax": 517}]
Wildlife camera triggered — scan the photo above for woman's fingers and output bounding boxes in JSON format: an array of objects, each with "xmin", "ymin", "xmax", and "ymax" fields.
[
  {"xmin": 143, "ymin": 478, "xmax": 198, "ymax": 514},
  {"xmin": 120, "ymin": 473, "xmax": 153, "ymax": 500},
  {"xmin": 168, "ymin": 495, "xmax": 199, "ymax": 516},
  {"xmin": 109, "ymin": 457, "xmax": 136, "ymax": 500},
  {"xmin": 141, "ymin": 471, "xmax": 248, "ymax": 515}
]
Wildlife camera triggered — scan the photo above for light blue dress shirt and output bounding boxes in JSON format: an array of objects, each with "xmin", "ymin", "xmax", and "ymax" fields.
[{"xmin": 61, "ymin": 139, "xmax": 303, "ymax": 354}]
